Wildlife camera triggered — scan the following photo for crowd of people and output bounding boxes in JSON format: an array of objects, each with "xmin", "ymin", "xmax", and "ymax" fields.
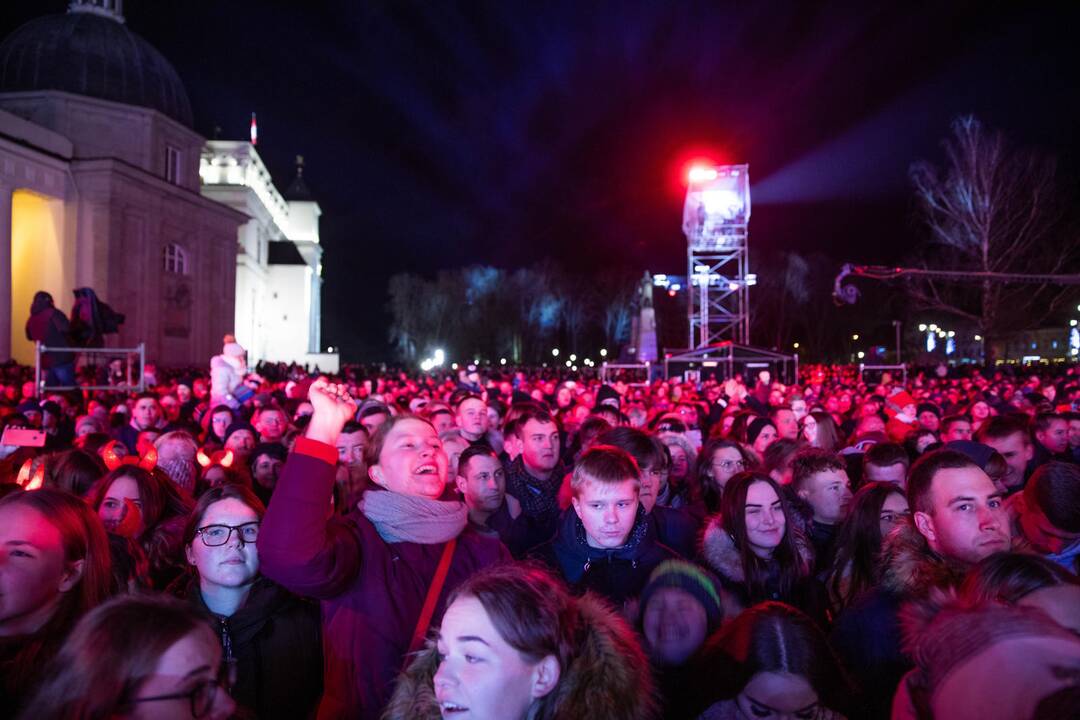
[{"xmin": 1, "ymin": 337, "xmax": 1079, "ymax": 719}]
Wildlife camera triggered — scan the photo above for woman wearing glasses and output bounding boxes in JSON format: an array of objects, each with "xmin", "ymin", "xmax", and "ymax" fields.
[
  {"xmin": 696, "ymin": 439, "xmax": 757, "ymax": 514},
  {"xmin": 20, "ymin": 594, "xmax": 236, "ymax": 720},
  {"xmin": 173, "ymin": 485, "xmax": 322, "ymax": 720},
  {"xmin": 824, "ymin": 481, "xmax": 910, "ymax": 615}
]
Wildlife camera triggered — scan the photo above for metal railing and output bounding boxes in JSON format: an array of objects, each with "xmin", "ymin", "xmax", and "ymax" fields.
[
  {"xmin": 35, "ymin": 342, "xmax": 145, "ymax": 393},
  {"xmin": 858, "ymin": 363, "xmax": 908, "ymax": 385}
]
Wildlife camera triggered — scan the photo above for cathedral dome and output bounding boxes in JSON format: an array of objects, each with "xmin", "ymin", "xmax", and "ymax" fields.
[{"xmin": 0, "ymin": 3, "xmax": 193, "ymax": 127}]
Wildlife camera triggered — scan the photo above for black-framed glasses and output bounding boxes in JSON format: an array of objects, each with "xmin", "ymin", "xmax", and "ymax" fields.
[
  {"xmin": 196, "ymin": 522, "xmax": 260, "ymax": 547},
  {"xmin": 129, "ymin": 663, "xmax": 235, "ymax": 719}
]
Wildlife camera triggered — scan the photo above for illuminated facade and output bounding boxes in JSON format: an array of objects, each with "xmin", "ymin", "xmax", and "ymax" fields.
[
  {"xmin": 199, "ymin": 144, "xmax": 329, "ymax": 368},
  {"xmin": 0, "ymin": 1, "xmax": 332, "ymax": 369}
]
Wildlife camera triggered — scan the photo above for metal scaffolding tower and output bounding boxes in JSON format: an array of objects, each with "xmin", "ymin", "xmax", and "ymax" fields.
[{"xmin": 683, "ymin": 164, "xmax": 753, "ymax": 347}]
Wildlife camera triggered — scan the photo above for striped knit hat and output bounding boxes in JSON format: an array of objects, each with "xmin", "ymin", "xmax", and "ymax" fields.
[{"xmin": 639, "ymin": 559, "xmax": 724, "ymax": 631}]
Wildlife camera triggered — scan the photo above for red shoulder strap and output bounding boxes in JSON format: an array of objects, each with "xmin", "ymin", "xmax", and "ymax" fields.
[{"xmin": 407, "ymin": 537, "xmax": 458, "ymax": 658}]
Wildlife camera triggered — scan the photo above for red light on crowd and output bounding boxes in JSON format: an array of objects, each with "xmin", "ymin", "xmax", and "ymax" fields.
[{"xmin": 688, "ymin": 165, "xmax": 718, "ymax": 183}]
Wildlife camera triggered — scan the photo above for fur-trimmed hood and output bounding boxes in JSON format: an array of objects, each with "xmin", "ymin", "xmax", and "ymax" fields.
[
  {"xmin": 382, "ymin": 592, "xmax": 657, "ymax": 720},
  {"xmin": 700, "ymin": 514, "xmax": 814, "ymax": 583},
  {"xmin": 877, "ymin": 521, "xmax": 970, "ymax": 598}
]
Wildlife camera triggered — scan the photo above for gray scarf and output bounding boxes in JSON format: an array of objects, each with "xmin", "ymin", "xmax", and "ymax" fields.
[{"xmin": 361, "ymin": 490, "xmax": 468, "ymax": 544}]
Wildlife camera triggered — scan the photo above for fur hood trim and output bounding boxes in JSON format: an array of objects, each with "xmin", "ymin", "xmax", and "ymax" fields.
[
  {"xmin": 700, "ymin": 514, "xmax": 813, "ymax": 583},
  {"xmin": 878, "ymin": 521, "xmax": 969, "ymax": 598},
  {"xmin": 383, "ymin": 592, "xmax": 657, "ymax": 720}
]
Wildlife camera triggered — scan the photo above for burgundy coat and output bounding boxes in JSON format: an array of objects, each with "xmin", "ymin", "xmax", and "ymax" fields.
[{"xmin": 258, "ymin": 438, "xmax": 511, "ymax": 720}]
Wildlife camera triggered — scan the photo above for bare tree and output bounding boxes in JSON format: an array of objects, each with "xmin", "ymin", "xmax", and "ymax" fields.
[{"xmin": 908, "ymin": 116, "xmax": 1077, "ymax": 353}]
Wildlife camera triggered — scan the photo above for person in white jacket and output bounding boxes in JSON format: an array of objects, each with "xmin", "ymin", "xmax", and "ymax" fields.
[{"xmin": 210, "ymin": 336, "xmax": 248, "ymax": 410}]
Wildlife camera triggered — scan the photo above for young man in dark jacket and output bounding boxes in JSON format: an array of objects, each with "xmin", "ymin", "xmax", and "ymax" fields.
[
  {"xmin": 830, "ymin": 449, "xmax": 1010, "ymax": 719},
  {"xmin": 24, "ymin": 291, "xmax": 75, "ymax": 387},
  {"xmin": 530, "ymin": 444, "xmax": 679, "ymax": 609}
]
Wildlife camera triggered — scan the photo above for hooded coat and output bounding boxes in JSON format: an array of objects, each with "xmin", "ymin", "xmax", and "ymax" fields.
[
  {"xmin": 173, "ymin": 575, "xmax": 323, "ymax": 720},
  {"xmin": 530, "ymin": 505, "xmax": 679, "ymax": 608},
  {"xmin": 829, "ymin": 521, "xmax": 970, "ymax": 720},
  {"xmin": 699, "ymin": 514, "xmax": 829, "ymax": 626},
  {"xmin": 382, "ymin": 591, "xmax": 658, "ymax": 720}
]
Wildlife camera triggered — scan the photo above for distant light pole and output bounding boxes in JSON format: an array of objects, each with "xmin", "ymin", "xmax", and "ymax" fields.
[{"xmin": 892, "ymin": 320, "xmax": 902, "ymax": 364}]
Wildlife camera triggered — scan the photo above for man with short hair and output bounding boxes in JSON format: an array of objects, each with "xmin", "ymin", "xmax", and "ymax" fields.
[
  {"xmin": 530, "ymin": 445, "xmax": 676, "ymax": 606},
  {"xmin": 940, "ymin": 414, "xmax": 973, "ymax": 443},
  {"xmin": 1008, "ymin": 461, "xmax": 1080, "ymax": 573},
  {"xmin": 916, "ymin": 403, "xmax": 940, "ymax": 433},
  {"xmin": 503, "ymin": 408, "xmax": 566, "ymax": 542},
  {"xmin": 454, "ymin": 444, "xmax": 534, "ymax": 555},
  {"xmin": 976, "ymin": 415, "xmax": 1034, "ymax": 492},
  {"xmin": 1063, "ymin": 410, "xmax": 1080, "ymax": 463},
  {"xmin": 831, "ymin": 449, "xmax": 1010, "ymax": 718},
  {"xmin": 254, "ymin": 406, "xmax": 290, "ymax": 446},
  {"xmin": 115, "ymin": 392, "xmax": 165, "ymax": 454},
  {"xmin": 453, "ymin": 394, "xmax": 492, "ymax": 447},
  {"xmin": 862, "ymin": 442, "xmax": 911, "ymax": 489},
  {"xmin": 427, "ymin": 406, "xmax": 456, "ymax": 435},
  {"xmin": 1032, "ymin": 413, "xmax": 1071, "ymax": 469},
  {"xmin": 770, "ymin": 405, "xmax": 799, "ymax": 441},
  {"xmin": 357, "ymin": 402, "xmax": 390, "ymax": 437},
  {"xmin": 791, "ymin": 448, "xmax": 852, "ymax": 570},
  {"xmin": 334, "ymin": 421, "xmax": 369, "ymax": 507}
]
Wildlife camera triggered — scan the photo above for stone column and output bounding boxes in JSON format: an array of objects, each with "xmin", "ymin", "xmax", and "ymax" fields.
[{"xmin": 0, "ymin": 184, "xmax": 12, "ymax": 361}]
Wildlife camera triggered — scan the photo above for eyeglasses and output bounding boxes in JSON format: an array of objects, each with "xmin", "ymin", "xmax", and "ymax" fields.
[
  {"xmin": 879, "ymin": 511, "xmax": 911, "ymax": 525},
  {"xmin": 130, "ymin": 663, "xmax": 235, "ymax": 718},
  {"xmin": 712, "ymin": 459, "xmax": 747, "ymax": 471},
  {"xmin": 196, "ymin": 522, "xmax": 260, "ymax": 547}
]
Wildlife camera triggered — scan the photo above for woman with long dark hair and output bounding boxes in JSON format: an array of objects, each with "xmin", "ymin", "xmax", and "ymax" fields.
[
  {"xmin": 825, "ymin": 481, "xmax": 910, "ymax": 613},
  {"xmin": 801, "ymin": 411, "xmax": 842, "ymax": 452},
  {"xmin": 86, "ymin": 466, "xmax": 192, "ymax": 589},
  {"xmin": 0, "ymin": 488, "xmax": 112, "ymax": 716},
  {"xmin": 701, "ymin": 473, "xmax": 828, "ymax": 625},
  {"xmin": 694, "ymin": 439, "xmax": 757, "ymax": 514}
]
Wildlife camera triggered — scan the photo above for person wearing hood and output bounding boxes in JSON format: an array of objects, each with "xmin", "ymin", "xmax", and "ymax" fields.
[
  {"xmin": 384, "ymin": 562, "xmax": 657, "ymax": 720},
  {"xmin": 258, "ymin": 380, "xmax": 510, "ymax": 720},
  {"xmin": 530, "ymin": 445, "xmax": 679, "ymax": 609},
  {"xmin": 830, "ymin": 449, "xmax": 1011, "ymax": 719},
  {"xmin": 884, "ymin": 391, "xmax": 920, "ymax": 444},
  {"xmin": 25, "ymin": 291, "xmax": 75, "ymax": 387},
  {"xmin": 700, "ymin": 472, "xmax": 828, "ymax": 626},
  {"xmin": 210, "ymin": 337, "xmax": 249, "ymax": 410},
  {"xmin": 174, "ymin": 484, "xmax": 321, "ymax": 720},
  {"xmin": 1006, "ymin": 461, "xmax": 1080, "ymax": 573}
]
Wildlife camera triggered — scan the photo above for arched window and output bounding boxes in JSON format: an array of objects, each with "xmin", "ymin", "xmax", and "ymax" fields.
[{"xmin": 163, "ymin": 243, "xmax": 189, "ymax": 275}]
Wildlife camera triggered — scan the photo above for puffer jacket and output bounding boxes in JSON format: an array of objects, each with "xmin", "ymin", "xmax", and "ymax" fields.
[
  {"xmin": 382, "ymin": 591, "xmax": 658, "ymax": 720},
  {"xmin": 699, "ymin": 514, "xmax": 829, "ymax": 626}
]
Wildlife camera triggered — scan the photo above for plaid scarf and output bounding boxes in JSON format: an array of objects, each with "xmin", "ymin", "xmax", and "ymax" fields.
[{"xmin": 504, "ymin": 455, "xmax": 565, "ymax": 521}]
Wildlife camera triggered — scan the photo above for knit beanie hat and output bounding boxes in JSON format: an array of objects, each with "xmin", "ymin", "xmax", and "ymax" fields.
[
  {"xmin": 746, "ymin": 416, "xmax": 775, "ymax": 445},
  {"xmin": 595, "ymin": 384, "xmax": 621, "ymax": 410},
  {"xmin": 224, "ymin": 421, "xmax": 256, "ymax": 444},
  {"xmin": 639, "ymin": 560, "xmax": 724, "ymax": 631},
  {"xmin": 902, "ymin": 598, "xmax": 1080, "ymax": 717},
  {"xmin": 916, "ymin": 402, "xmax": 941, "ymax": 418}
]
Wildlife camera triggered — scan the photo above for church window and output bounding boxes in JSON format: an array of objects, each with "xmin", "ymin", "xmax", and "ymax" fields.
[
  {"xmin": 163, "ymin": 243, "xmax": 189, "ymax": 275},
  {"xmin": 165, "ymin": 145, "xmax": 182, "ymax": 185}
]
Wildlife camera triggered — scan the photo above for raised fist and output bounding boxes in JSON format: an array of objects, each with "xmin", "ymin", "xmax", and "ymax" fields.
[{"xmin": 300, "ymin": 378, "xmax": 357, "ymax": 447}]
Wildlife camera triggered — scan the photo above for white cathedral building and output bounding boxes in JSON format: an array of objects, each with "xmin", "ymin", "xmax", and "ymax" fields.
[{"xmin": 0, "ymin": 0, "xmax": 334, "ymax": 370}]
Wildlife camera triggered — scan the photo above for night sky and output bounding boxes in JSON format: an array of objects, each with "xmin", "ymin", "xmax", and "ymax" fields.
[{"xmin": 4, "ymin": 1, "xmax": 1079, "ymax": 361}]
